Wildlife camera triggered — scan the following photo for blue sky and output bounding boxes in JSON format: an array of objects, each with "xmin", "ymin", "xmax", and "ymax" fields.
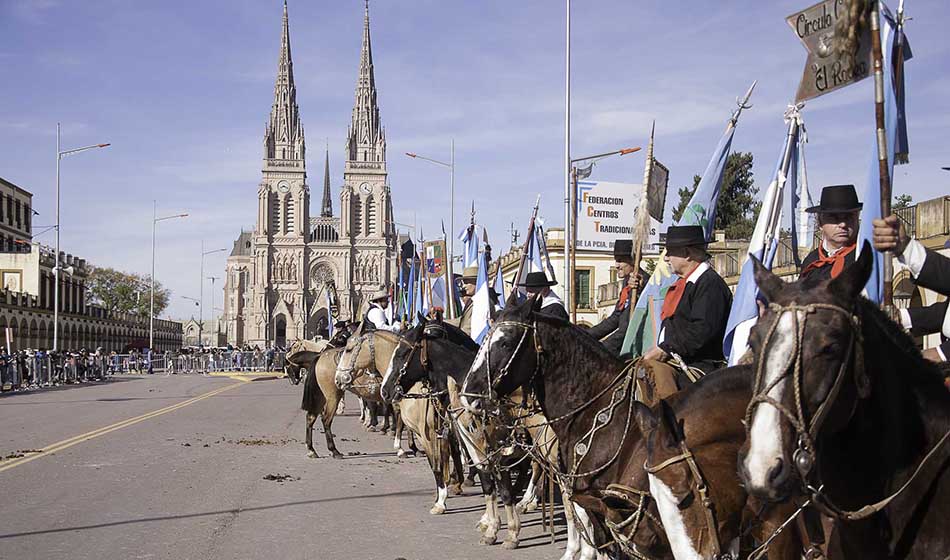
[{"xmin": 1, "ymin": 0, "xmax": 948, "ymax": 320}]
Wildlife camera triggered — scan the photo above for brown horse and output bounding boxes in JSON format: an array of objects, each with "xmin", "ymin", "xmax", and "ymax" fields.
[
  {"xmin": 635, "ymin": 371, "xmax": 803, "ymax": 560},
  {"xmin": 739, "ymin": 245, "xmax": 950, "ymax": 559}
]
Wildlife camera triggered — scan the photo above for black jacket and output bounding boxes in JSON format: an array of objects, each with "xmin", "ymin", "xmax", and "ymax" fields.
[
  {"xmin": 657, "ymin": 266, "xmax": 732, "ymax": 373},
  {"xmin": 799, "ymin": 245, "xmax": 857, "ymax": 286},
  {"xmin": 587, "ymin": 287, "xmax": 633, "ymax": 355},
  {"xmin": 906, "ymin": 246, "xmax": 950, "ymax": 358}
]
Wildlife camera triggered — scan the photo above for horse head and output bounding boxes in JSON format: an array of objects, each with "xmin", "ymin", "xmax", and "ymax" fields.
[
  {"xmin": 380, "ymin": 318, "xmax": 427, "ymax": 402},
  {"xmin": 461, "ymin": 293, "xmax": 545, "ymax": 412},
  {"xmin": 739, "ymin": 241, "xmax": 873, "ymax": 502}
]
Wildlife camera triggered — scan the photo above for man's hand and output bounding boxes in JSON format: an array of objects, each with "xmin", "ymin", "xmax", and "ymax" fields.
[
  {"xmin": 642, "ymin": 346, "xmax": 669, "ymax": 362},
  {"xmin": 872, "ymin": 214, "xmax": 910, "ymax": 256},
  {"xmin": 628, "ymin": 273, "xmax": 642, "ymax": 292},
  {"xmin": 922, "ymin": 347, "xmax": 945, "ymax": 364}
]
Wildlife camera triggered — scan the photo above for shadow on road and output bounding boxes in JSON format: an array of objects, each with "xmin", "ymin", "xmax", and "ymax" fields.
[{"xmin": 0, "ymin": 487, "xmax": 432, "ymax": 540}]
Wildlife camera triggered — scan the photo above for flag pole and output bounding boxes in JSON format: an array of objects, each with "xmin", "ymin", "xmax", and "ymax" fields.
[
  {"xmin": 870, "ymin": 0, "xmax": 894, "ymax": 310},
  {"xmin": 563, "ymin": 0, "xmax": 572, "ymax": 316},
  {"xmin": 570, "ymin": 165, "xmax": 578, "ymax": 322},
  {"xmin": 514, "ymin": 195, "xmax": 542, "ymax": 291}
]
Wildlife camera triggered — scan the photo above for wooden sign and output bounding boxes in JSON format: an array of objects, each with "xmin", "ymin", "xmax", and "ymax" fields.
[{"xmin": 787, "ymin": 0, "xmax": 872, "ymax": 103}]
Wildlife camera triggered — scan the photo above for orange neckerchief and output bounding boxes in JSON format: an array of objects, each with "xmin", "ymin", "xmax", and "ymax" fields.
[
  {"xmin": 660, "ymin": 277, "xmax": 688, "ymax": 321},
  {"xmin": 801, "ymin": 242, "xmax": 857, "ymax": 279}
]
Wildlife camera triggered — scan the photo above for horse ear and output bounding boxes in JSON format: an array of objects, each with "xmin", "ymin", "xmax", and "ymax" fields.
[
  {"xmin": 505, "ymin": 288, "xmax": 520, "ymax": 309},
  {"xmin": 828, "ymin": 240, "xmax": 874, "ymax": 301},
  {"xmin": 659, "ymin": 399, "xmax": 684, "ymax": 444},
  {"xmin": 633, "ymin": 401, "xmax": 658, "ymax": 435},
  {"xmin": 752, "ymin": 255, "xmax": 783, "ymax": 303},
  {"xmin": 530, "ymin": 293, "xmax": 544, "ymax": 313}
]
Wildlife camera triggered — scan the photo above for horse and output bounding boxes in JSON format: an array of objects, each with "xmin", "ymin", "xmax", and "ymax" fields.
[
  {"xmin": 634, "ymin": 369, "xmax": 804, "ymax": 560},
  {"xmin": 461, "ymin": 294, "xmax": 669, "ymax": 559},
  {"xmin": 381, "ymin": 317, "xmax": 549, "ymax": 551},
  {"xmin": 337, "ymin": 328, "xmax": 466, "ymax": 514},
  {"xmin": 738, "ymin": 243, "xmax": 950, "ymax": 559},
  {"xmin": 286, "ymin": 340, "xmax": 347, "ymax": 459}
]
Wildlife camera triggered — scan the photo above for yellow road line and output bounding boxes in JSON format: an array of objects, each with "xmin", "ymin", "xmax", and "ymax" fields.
[{"xmin": 0, "ymin": 380, "xmax": 247, "ymax": 474}]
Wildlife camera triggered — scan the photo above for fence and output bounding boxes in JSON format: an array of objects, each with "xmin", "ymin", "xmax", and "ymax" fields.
[{"xmin": 0, "ymin": 351, "xmax": 287, "ymax": 391}]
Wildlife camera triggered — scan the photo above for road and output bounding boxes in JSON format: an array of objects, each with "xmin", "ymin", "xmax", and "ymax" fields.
[{"xmin": 0, "ymin": 374, "xmax": 567, "ymax": 560}]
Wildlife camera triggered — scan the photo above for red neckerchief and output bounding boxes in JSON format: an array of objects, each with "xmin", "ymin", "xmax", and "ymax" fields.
[
  {"xmin": 801, "ymin": 243, "xmax": 856, "ymax": 279},
  {"xmin": 660, "ymin": 277, "xmax": 688, "ymax": 321},
  {"xmin": 616, "ymin": 285, "xmax": 632, "ymax": 311}
]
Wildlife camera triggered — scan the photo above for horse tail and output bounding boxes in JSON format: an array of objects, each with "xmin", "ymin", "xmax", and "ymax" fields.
[{"xmin": 301, "ymin": 365, "xmax": 321, "ymax": 414}]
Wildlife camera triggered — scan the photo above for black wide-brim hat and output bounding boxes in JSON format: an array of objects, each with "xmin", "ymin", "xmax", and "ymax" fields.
[
  {"xmin": 518, "ymin": 271, "xmax": 557, "ymax": 289},
  {"xmin": 806, "ymin": 184, "xmax": 863, "ymax": 214},
  {"xmin": 663, "ymin": 225, "xmax": 708, "ymax": 249},
  {"xmin": 613, "ymin": 239, "xmax": 633, "ymax": 260}
]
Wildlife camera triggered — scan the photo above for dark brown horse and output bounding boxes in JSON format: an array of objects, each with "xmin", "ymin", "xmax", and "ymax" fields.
[
  {"xmin": 636, "ymin": 377, "xmax": 803, "ymax": 560},
  {"xmin": 462, "ymin": 294, "xmax": 669, "ymax": 559},
  {"xmin": 739, "ymin": 243, "xmax": 950, "ymax": 559}
]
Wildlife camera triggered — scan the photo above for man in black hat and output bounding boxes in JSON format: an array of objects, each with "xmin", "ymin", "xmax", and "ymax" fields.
[
  {"xmin": 799, "ymin": 184, "xmax": 862, "ymax": 285},
  {"xmin": 873, "ymin": 214, "xmax": 950, "ymax": 365},
  {"xmin": 449, "ymin": 266, "xmax": 479, "ymax": 336},
  {"xmin": 641, "ymin": 225, "xmax": 732, "ymax": 377},
  {"xmin": 586, "ymin": 239, "xmax": 647, "ymax": 355},
  {"xmin": 519, "ymin": 271, "xmax": 570, "ymax": 321}
]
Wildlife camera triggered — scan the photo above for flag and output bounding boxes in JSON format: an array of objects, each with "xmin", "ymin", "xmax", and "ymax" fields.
[
  {"xmin": 327, "ymin": 289, "xmax": 335, "ymax": 338},
  {"xmin": 576, "ymin": 162, "xmax": 594, "ymax": 181},
  {"xmin": 724, "ymin": 109, "xmax": 802, "ymax": 365},
  {"xmin": 472, "ymin": 250, "xmax": 492, "ymax": 343},
  {"xmin": 535, "ymin": 223, "xmax": 557, "ymax": 283},
  {"xmin": 493, "ymin": 261, "xmax": 506, "ymax": 310},
  {"xmin": 648, "ymin": 159, "xmax": 670, "ymax": 222},
  {"xmin": 857, "ymin": 5, "xmax": 909, "ymax": 304},
  {"xmin": 621, "ymin": 103, "xmax": 744, "ymax": 357},
  {"xmin": 789, "ymin": 114, "xmax": 814, "ymax": 265},
  {"xmin": 396, "ymin": 259, "xmax": 405, "ymax": 320},
  {"xmin": 458, "ymin": 224, "xmax": 481, "ymax": 269},
  {"xmin": 407, "ymin": 253, "xmax": 417, "ymax": 321},
  {"xmin": 430, "ymin": 276, "xmax": 447, "ymax": 310}
]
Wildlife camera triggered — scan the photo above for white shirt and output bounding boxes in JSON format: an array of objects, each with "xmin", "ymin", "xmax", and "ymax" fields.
[
  {"xmin": 541, "ymin": 291, "xmax": 566, "ymax": 313},
  {"xmin": 896, "ymin": 239, "xmax": 948, "ymax": 361},
  {"xmin": 367, "ymin": 305, "xmax": 402, "ymax": 333},
  {"xmin": 657, "ymin": 262, "xmax": 710, "ymax": 345}
]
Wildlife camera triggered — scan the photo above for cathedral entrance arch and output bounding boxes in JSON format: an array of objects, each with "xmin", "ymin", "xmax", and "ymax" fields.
[{"xmin": 275, "ymin": 315, "xmax": 287, "ymax": 349}]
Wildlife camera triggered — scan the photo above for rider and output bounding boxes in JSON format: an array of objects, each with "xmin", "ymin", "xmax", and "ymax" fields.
[
  {"xmin": 519, "ymin": 271, "xmax": 569, "ymax": 321},
  {"xmin": 453, "ymin": 266, "xmax": 478, "ymax": 336},
  {"xmin": 642, "ymin": 225, "xmax": 732, "ymax": 379},
  {"xmin": 799, "ymin": 184, "xmax": 862, "ymax": 285},
  {"xmin": 873, "ymin": 214, "xmax": 950, "ymax": 364},
  {"xmin": 586, "ymin": 239, "xmax": 647, "ymax": 355},
  {"xmin": 364, "ymin": 288, "xmax": 402, "ymax": 333}
]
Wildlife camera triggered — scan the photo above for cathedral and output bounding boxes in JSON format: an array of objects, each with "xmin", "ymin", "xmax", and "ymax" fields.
[{"xmin": 223, "ymin": 1, "xmax": 397, "ymax": 348}]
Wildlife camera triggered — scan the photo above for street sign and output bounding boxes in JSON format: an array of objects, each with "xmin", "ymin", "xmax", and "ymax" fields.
[
  {"xmin": 575, "ymin": 180, "xmax": 661, "ymax": 254},
  {"xmin": 787, "ymin": 0, "xmax": 872, "ymax": 103}
]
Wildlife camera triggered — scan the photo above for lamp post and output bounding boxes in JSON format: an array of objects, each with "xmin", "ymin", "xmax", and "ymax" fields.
[
  {"xmin": 567, "ymin": 147, "xmax": 641, "ymax": 321},
  {"xmin": 53, "ymin": 123, "xmax": 110, "ymax": 351},
  {"xmin": 199, "ymin": 242, "xmax": 227, "ymax": 347},
  {"xmin": 207, "ymin": 276, "xmax": 220, "ymax": 347},
  {"xmin": 150, "ymin": 202, "xmax": 188, "ymax": 350},
  {"xmin": 405, "ymin": 140, "xmax": 456, "ymax": 317}
]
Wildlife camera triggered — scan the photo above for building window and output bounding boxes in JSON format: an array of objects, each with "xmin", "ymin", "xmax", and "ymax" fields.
[
  {"xmin": 0, "ymin": 194, "xmax": 4, "ymax": 222},
  {"xmin": 285, "ymin": 196, "xmax": 295, "ymax": 234},
  {"xmin": 24, "ymin": 205, "xmax": 30, "ymax": 233},
  {"xmin": 365, "ymin": 196, "xmax": 375, "ymax": 236},
  {"xmin": 353, "ymin": 197, "xmax": 363, "ymax": 236},
  {"xmin": 575, "ymin": 269, "xmax": 592, "ymax": 310},
  {"xmin": 15, "ymin": 200, "xmax": 21, "ymax": 229},
  {"xmin": 270, "ymin": 196, "xmax": 279, "ymax": 233},
  {"xmin": 6, "ymin": 197, "xmax": 12, "ymax": 226}
]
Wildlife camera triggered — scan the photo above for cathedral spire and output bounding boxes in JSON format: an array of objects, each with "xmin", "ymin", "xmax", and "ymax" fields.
[
  {"xmin": 265, "ymin": 0, "xmax": 305, "ymax": 163},
  {"xmin": 321, "ymin": 147, "xmax": 333, "ymax": 217},
  {"xmin": 346, "ymin": 0, "xmax": 385, "ymax": 165}
]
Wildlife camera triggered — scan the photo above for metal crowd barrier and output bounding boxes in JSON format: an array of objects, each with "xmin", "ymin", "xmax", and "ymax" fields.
[{"xmin": 0, "ymin": 351, "xmax": 288, "ymax": 391}]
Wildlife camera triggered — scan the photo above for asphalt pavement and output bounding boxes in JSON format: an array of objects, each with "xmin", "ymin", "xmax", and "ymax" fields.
[{"xmin": 0, "ymin": 373, "xmax": 567, "ymax": 560}]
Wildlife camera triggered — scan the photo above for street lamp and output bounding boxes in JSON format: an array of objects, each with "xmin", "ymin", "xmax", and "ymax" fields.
[
  {"xmin": 207, "ymin": 276, "xmax": 220, "ymax": 347},
  {"xmin": 199, "ymin": 242, "xmax": 227, "ymax": 346},
  {"xmin": 53, "ymin": 123, "xmax": 110, "ymax": 351},
  {"xmin": 566, "ymin": 146, "xmax": 641, "ymax": 321},
  {"xmin": 405, "ymin": 141, "xmax": 456, "ymax": 317},
  {"xmin": 150, "ymin": 202, "xmax": 188, "ymax": 350}
]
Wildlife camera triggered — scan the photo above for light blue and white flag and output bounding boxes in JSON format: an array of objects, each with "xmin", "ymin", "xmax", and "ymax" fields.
[
  {"xmin": 724, "ymin": 109, "xmax": 803, "ymax": 364},
  {"xmin": 857, "ymin": 4, "xmax": 909, "ymax": 304},
  {"xmin": 493, "ymin": 260, "xmax": 506, "ymax": 310},
  {"xmin": 327, "ymin": 289, "xmax": 336, "ymax": 338},
  {"xmin": 472, "ymin": 250, "xmax": 493, "ymax": 343},
  {"xmin": 430, "ymin": 276, "xmax": 447, "ymax": 311},
  {"xmin": 458, "ymin": 224, "xmax": 483, "ymax": 269},
  {"xmin": 535, "ymin": 222, "xmax": 558, "ymax": 283},
  {"xmin": 407, "ymin": 252, "xmax": 418, "ymax": 321}
]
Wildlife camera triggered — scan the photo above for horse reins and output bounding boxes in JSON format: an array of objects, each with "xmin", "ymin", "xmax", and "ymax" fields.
[{"xmin": 644, "ymin": 440, "xmax": 724, "ymax": 558}]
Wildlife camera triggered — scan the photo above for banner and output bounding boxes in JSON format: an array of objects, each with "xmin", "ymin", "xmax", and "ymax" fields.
[{"xmin": 575, "ymin": 180, "xmax": 661, "ymax": 254}]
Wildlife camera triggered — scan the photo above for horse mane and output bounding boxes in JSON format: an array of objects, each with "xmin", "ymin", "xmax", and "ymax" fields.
[
  {"xmin": 426, "ymin": 320, "xmax": 478, "ymax": 352},
  {"xmin": 531, "ymin": 310, "xmax": 621, "ymax": 364}
]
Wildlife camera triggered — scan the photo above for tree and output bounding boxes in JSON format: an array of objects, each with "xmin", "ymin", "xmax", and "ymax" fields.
[
  {"xmin": 893, "ymin": 193, "xmax": 913, "ymax": 210},
  {"xmin": 671, "ymin": 152, "xmax": 759, "ymax": 239},
  {"xmin": 85, "ymin": 267, "xmax": 170, "ymax": 317}
]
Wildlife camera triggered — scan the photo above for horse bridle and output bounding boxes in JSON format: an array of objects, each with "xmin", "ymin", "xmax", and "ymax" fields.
[
  {"xmin": 336, "ymin": 332, "xmax": 379, "ymax": 390},
  {"xmin": 645, "ymin": 440, "xmax": 727, "ymax": 559}
]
